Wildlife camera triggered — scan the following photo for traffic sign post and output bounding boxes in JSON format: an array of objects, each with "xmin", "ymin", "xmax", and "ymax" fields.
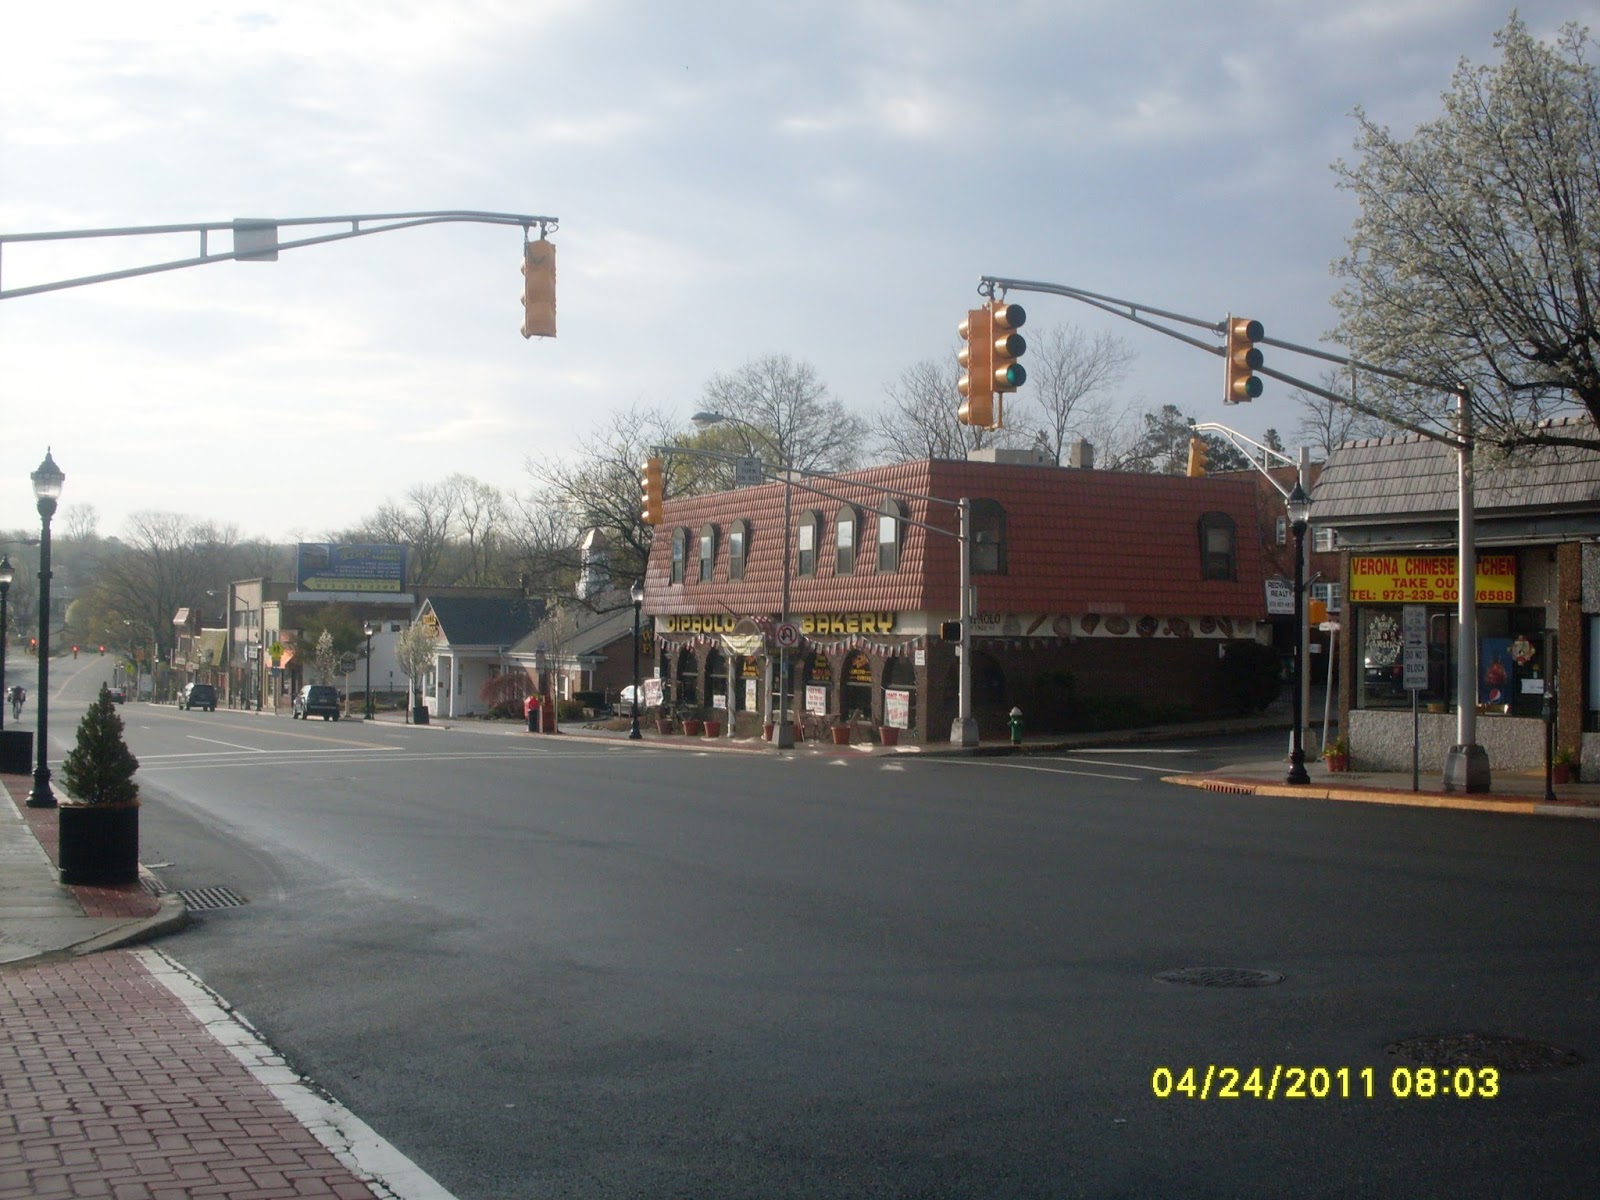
[{"xmin": 1403, "ymin": 605, "xmax": 1427, "ymax": 790}]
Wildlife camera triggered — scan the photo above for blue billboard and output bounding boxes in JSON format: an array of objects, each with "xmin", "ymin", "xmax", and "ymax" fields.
[{"xmin": 296, "ymin": 543, "xmax": 407, "ymax": 595}]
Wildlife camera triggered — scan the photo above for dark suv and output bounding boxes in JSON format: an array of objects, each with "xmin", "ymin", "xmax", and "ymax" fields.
[
  {"xmin": 293, "ymin": 684, "xmax": 342, "ymax": 721},
  {"xmin": 179, "ymin": 683, "xmax": 217, "ymax": 711}
]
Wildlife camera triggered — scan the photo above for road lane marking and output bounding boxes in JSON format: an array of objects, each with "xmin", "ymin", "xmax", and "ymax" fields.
[
  {"xmin": 185, "ymin": 736, "xmax": 266, "ymax": 753},
  {"xmin": 929, "ymin": 758, "xmax": 1141, "ymax": 782}
]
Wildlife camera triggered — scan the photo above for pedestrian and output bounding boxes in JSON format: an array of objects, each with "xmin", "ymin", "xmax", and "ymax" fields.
[{"xmin": 9, "ymin": 685, "xmax": 24, "ymax": 719}]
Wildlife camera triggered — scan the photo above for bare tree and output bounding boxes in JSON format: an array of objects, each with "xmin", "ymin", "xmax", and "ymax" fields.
[
  {"xmin": 870, "ymin": 358, "xmax": 1029, "ymax": 462},
  {"xmin": 700, "ymin": 354, "xmax": 867, "ymax": 473},
  {"xmin": 1293, "ymin": 369, "xmax": 1400, "ymax": 456},
  {"xmin": 1025, "ymin": 325, "xmax": 1137, "ymax": 464},
  {"xmin": 1333, "ymin": 15, "xmax": 1600, "ymax": 449}
]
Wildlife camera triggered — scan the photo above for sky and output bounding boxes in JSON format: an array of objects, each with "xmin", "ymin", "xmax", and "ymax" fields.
[{"xmin": 2, "ymin": 0, "xmax": 1594, "ymax": 545}]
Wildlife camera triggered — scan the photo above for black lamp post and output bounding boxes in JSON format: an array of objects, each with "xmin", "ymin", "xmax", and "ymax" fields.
[
  {"xmin": 27, "ymin": 449, "xmax": 64, "ymax": 809},
  {"xmin": 629, "ymin": 580, "xmax": 644, "ymax": 740},
  {"xmin": 0, "ymin": 553, "xmax": 12, "ymax": 732},
  {"xmin": 363, "ymin": 621, "xmax": 379, "ymax": 720},
  {"xmin": 1286, "ymin": 482, "xmax": 1312, "ymax": 786}
]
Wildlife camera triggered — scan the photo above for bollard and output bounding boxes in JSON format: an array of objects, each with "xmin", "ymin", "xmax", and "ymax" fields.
[{"xmin": 1008, "ymin": 706, "xmax": 1023, "ymax": 746}]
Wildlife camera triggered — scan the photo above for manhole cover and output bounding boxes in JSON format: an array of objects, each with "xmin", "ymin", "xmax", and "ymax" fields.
[
  {"xmin": 1386, "ymin": 1033, "xmax": 1582, "ymax": 1073},
  {"xmin": 175, "ymin": 886, "xmax": 248, "ymax": 911},
  {"xmin": 1154, "ymin": 967, "xmax": 1284, "ymax": 988}
]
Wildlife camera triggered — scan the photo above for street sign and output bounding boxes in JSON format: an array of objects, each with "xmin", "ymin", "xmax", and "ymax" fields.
[
  {"xmin": 1402, "ymin": 604, "xmax": 1428, "ymax": 690},
  {"xmin": 1264, "ymin": 579, "xmax": 1293, "ymax": 615},
  {"xmin": 734, "ymin": 456, "xmax": 765, "ymax": 488},
  {"xmin": 774, "ymin": 621, "xmax": 801, "ymax": 649}
]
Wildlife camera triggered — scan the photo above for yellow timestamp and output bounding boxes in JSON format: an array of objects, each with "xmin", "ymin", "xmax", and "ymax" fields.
[{"xmin": 1151, "ymin": 1065, "xmax": 1500, "ymax": 1100}]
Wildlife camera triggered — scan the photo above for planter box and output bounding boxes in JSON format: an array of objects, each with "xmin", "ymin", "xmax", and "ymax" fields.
[
  {"xmin": 656, "ymin": 719, "xmax": 675, "ymax": 735},
  {"xmin": 59, "ymin": 803, "xmax": 140, "ymax": 886},
  {"xmin": 703, "ymin": 720, "xmax": 722, "ymax": 738},
  {"xmin": 878, "ymin": 726, "xmax": 899, "ymax": 747},
  {"xmin": 682, "ymin": 720, "xmax": 703, "ymax": 736},
  {"xmin": 830, "ymin": 726, "xmax": 851, "ymax": 745},
  {"xmin": 0, "ymin": 728, "xmax": 32, "ymax": 774}
]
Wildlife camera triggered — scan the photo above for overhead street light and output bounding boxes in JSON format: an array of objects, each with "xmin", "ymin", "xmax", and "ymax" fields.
[
  {"xmin": 629, "ymin": 580, "xmax": 644, "ymax": 741},
  {"xmin": 363, "ymin": 621, "xmax": 380, "ymax": 720}
]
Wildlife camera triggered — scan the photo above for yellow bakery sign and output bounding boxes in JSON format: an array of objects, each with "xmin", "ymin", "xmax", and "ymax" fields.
[{"xmin": 1348, "ymin": 554, "xmax": 1517, "ymax": 605}]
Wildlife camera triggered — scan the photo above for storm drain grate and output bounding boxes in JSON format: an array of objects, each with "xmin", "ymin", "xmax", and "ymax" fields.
[
  {"xmin": 1386, "ymin": 1033, "xmax": 1583, "ymax": 1073},
  {"xmin": 140, "ymin": 877, "xmax": 167, "ymax": 897},
  {"xmin": 1155, "ymin": 966, "xmax": 1285, "ymax": 988},
  {"xmin": 1198, "ymin": 781, "xmax": 1259, "ymax": 795},
  {"xmin": 175, "ymin": 886, "xmax": 248, "ymax": 911}
]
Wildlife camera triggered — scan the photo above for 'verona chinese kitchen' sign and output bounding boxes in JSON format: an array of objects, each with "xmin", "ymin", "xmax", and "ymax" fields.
[{"xmin": 1348, "ymin": 554, "xmax": 1517, "ymax": 605}]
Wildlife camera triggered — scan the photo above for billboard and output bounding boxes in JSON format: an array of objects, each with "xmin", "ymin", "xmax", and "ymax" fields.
[{"xmin": 296, "ymin": 543, "xmax": 407, "ymax": 595}]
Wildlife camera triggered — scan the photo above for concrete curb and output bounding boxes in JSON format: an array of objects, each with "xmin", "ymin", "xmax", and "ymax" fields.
[
  {"xmin": 67, "ymin": 890, "xmax": 190, "ymax": 956},
  {"xmin": 1162, "ymin": 773, "xmax": 1600, "ymax": 819}
]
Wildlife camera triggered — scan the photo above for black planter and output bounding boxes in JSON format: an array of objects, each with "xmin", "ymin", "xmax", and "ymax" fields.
[
  {"xmin": 58, "ymin": 803, "xmax": 140, "ymax": 886},
  {"xmin": 0, "ymin": 728, "xmax": 32, "ymax": 774},
  {"xmin": 412, "ymin": 705, "xmax": 430, "ymax": 725}
]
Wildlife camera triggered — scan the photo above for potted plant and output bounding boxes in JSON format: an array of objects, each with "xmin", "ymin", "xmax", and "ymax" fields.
[
  {"xmin": 703, "ymin": 712, "xmax": 723, "ymax": 738},
  {"xmin": 829, "ymin": 714, "xmax": 852, "ymax": 745},
  {"xmin": 654, "ymin": 707, "xmax": 674, "ymax": 735},
  {"xmin": 680, "ymin": 707, "xmax": 704, "ymax": 737},
  {"xmin": 1322, "ymin": 734, "xmax": 1350, "ymax": 773},
  {"xmin": 1552, "ymin": 745, "xmax": 1580, "ymax": 784},
  {"xmin": 57, "ymin": 684, "xmax": 141, "ymax": 886},
  {"xmin": 878, "ymin": 724, "xmax": 900, "ymax": 747}
]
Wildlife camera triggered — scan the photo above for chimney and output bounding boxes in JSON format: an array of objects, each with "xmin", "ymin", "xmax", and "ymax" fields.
[{"xmin": 1069, "ymin": 439, "xmax": 1095, "ymax": 469}]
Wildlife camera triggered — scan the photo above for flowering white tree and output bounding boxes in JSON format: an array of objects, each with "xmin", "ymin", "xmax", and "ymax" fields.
[{"xmin": 1333, "ymin": 16, "xmax": 1600, "ymax": 450}]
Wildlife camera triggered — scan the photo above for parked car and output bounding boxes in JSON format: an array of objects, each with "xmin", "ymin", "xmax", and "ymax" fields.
[
  {"xmin": 107, "ymin": 687, "xmax": 126, "ymax": 703},
  {"xmin": 178, "ymin": 683, "xmax": 217, "ymax": 711},
  {"xmin": 293, "ymin": 684, "xmax": 342, "ymax": 721}
]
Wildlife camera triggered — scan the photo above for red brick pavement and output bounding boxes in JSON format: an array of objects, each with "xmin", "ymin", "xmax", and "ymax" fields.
[
  {"xmin": 3, "ymin": 777, "xmax": 159, "ymax": 921},
  {"xmin": 0, "ymin": 949, "xmax": 383, "ymax": 1200}
]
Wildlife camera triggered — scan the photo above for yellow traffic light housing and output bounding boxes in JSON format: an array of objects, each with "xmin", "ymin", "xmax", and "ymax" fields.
[
  {"xmin": 1224, "ymin": 316, "xmax": 1263, "ymax": 403},
  {"xmin": 640, "ymin": 456, "xmax": 665, "ymax": 526},
  {"xmin": 990, "ymin": 302, "xmax": 1027, "ymax": 394},
  {"xmin": 1186, "ymin": 436, "xmax": 1209, "ymax": 477},
  {"xmin": 521, "ymin": 239, "xmax": 557, "ymax": 338},
  {"xmin": 957, "ymin": 306, "xmax": 995, "ymax": 428}
]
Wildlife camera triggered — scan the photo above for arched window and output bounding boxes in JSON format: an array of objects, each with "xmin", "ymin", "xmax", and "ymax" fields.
[
  {"xmin": 728, "ymin": 520, "xmax": 749, "ymax": 581},
  {"xmin": 835, "ymin": 506, "xmax": 859, "ymax": 575},
  {"xmin": 698, "ymin": 523, "xmax": 718, "ymax": 582},
  {"xmin": 971, "ymin": 499, "xmax": 1007, "ymax": 575},
  {"xmin": 670, "ymin": 528, "xmax": 688, "ymax": 584},
  {"xmin": 797, "ymin": 510, "xmax": 821, "ymax": 577},
  {"xmin": 877, "ymin": 502, "xmax": 904, "ymax": 572},
  {"xmin": 1199, "ymin": 512, "xmax": 1237, "ymax": 581}
]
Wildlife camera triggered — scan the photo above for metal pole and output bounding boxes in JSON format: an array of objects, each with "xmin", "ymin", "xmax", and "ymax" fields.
[
  {"xmin": 0, "ymin": 560, "xmax": 9, "ymax": 732},
  {"xmin": 27, "ymin": 495, "xmax": 56, "ymax": 808},
  {"xmin": 1298, "ymin": 447, "xmax": 1314, "ymax": 757},
  {"xmin": 774, "ymin": 478, "xmax": 796, "ymax": 749},
  {"xmin": 951, "ymin": 498, "xmax": 978, "ymax": 748},
  {"xmin": 629, "ymin": 592, "xmax": 642, "ymax": 740},
  {"xmin": 364, "ymin": 628, "xmax": 375, "ymax": 719},
  {"xmin": 1444, "ymin": 390, "xmax": 1491, "ymax": 792},
  {"xmin": 1287, "ymin": 510, "xmax": 1311, "ymax": 785}
]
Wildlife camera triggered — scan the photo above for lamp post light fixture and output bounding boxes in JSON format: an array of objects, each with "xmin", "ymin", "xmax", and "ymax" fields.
[
  {"xmin": 629, "ymin": 579, "xmax": 644, "ymax": 740},
  {"xmin": 27, "ymin": 450, "xmax": 64, "ymax": 808},
  {"xmin": 0, "ymin": 553, "xmax": 12, "ymax": 731},
  {"xmin": 363, "ymin": 621, "xmax": 380, "ymax": 720},
  {"xmin": 1286, "ymin": 482, "xmax": 1312, "ymax": 786}
]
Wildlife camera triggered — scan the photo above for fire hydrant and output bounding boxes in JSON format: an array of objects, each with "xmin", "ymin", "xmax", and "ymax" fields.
[{"xmin": 1008, "ymin": 706, "xmax": 1023, "ymax": 746}]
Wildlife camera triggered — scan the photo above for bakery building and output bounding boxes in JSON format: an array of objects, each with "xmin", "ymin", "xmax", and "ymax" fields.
[
  {"xmin": 641, "ymin": 450, "xmax": 1276, "ymax": 743},
  {"xmin": 1313, "ymin": 417, "xmax": 1600, "ymax": 774}
]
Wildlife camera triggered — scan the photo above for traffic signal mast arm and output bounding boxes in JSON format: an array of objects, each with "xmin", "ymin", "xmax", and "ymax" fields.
[{"xmin": 0, "ymin": 210, "xmax": 558, "ymax": 300}]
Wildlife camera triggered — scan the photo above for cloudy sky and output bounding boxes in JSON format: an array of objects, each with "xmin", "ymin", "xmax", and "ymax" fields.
[{"xmin": 1, "ymin": 0, "xmax": 1590, "ymax": 544}]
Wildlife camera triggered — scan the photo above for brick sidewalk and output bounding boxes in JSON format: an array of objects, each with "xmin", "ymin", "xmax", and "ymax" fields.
[{"xmin": 0, "ymin": 950, "xmax": 387, "ymax": 1200}]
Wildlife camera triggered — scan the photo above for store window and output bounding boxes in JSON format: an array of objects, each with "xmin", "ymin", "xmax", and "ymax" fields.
[
  {"xmin": 878, "ymin": 503, "xmax": 904, "ymax": 572},
  {"xmin": 670, "ymin": 528, "xmax": 688, "ymax": 584},
  {"xmin": 698, "ymin": 523, "xmax": 717, "ymax": 582},
  {"xmin": 1358, "ymin": 604, "xmax": 1548, "ymax": 715},
  {"xmin": 1199, "ymin": 513, "xmax": 1236, "ymax": 581},
  {"xmin": 728, "ymin": 520, "xmax": 748, "ymax": 581},
  {"xmin": 971, "ymin": 499, "xmax": 1007, "ymax": 575},
  {"xmin": 835, "ymin": 507, "xmax": 858, "ymax": 575}
]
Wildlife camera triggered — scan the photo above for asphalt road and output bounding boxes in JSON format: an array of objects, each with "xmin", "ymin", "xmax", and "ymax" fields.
[{"xmin": 34, "ymin": 659, "xmax": 1600, "ymax": 1198}]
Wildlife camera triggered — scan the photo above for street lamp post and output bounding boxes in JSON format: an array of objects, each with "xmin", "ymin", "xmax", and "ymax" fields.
[
  {"xmin": 629, "ymin": 580, "xmax": 644, "ymax": 740},
  {"xmin": 27, "ymin": 450, "xmax": 64, "ymax": 809},
  {"xmin": 1286, "ymin": 483, "xmax": 1312, "ymax": 785},
  {"xmin": 0, "ymin": 554, "xmax": 12, "ymax": 732},
  {"xmin": 363, "ymin": 621, "xmax": 379, "ymax": 720}
]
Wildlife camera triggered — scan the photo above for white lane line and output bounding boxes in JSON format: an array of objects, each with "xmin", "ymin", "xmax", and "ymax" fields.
[
  {"xmin": 184, "ymin": 736, "xmax": 267, "ymax": 753},
  {"xmin": 930, "ymin": 758, "xmax": 1141, "ymax": 782}
]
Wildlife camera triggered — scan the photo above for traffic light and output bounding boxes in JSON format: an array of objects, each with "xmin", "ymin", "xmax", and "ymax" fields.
[
  {"xmin": 29, "ymin": 638, "xmax": 37, "ymax": 654},
  {"xmin": 1186, "ymin": 436, "xmax": 1209, "ymax": 477},
  {"xmin": 520, "ymin": 239, "xmax": 557, "ymax": 339},
  {"xmin": 957, "ymin": 306, "xmax": 995, "ymax": 429},
  {"xmin": 940, "ymin": 620, "xmax": 962, "ymax": 642},
  {"xmin": 640, "ymin": 456, "xmax": 665, "ymax": 526},
  {"xmin": 990, "ymin": 302, "xmax": 1027, "ymax": 394},
  {"xmin": 99, "ymin": 645, "xmax": 106, "ymax": 655},
  {"xmin": 1224, "ymin": 316, "xmax": 1263, "ymax": 403}
]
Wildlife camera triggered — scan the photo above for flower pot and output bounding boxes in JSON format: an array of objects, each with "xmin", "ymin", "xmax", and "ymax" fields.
[
  {"xmin": 682, "ymin": 719, "xmax": 703, "ymax": 736},
  {"xmin": 830, "ymin": 725, "xmax": 851, "ymax": 745},
  {"xmin": 703, "ymin": 720, "xmax": 722, "ymax": 738},
  {"xmin": 1552, "ymin": 763, "xmax": 1573, "ymax": 785},
  {"xmin": 1324, "ymin": 753, "xmax": 1349, "ymax": 773},
  {"xmin": 878, "ymin": 726, "xmax": 899, "ymax": 747},
  {"xmin": 656, "ymin": 718, "xmax": 674, "ymax": 735},
  {"xmin": 763, "ymin": 723, "xmax": 774, "ymax": 741},
  {"xmin": 58, "ymin": 802, "xmax": 141, "ymax": 886}
]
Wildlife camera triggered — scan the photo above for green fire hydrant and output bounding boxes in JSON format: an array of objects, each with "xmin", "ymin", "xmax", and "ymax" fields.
[{"xmin": 1009, "ymin": 706, "xmax": 1023, "ymax": 746}]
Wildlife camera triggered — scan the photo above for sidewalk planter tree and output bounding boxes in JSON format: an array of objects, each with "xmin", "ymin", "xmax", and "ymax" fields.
[{"xmin": 57, "ymin": 684, "xmax": 141, "ymax": 886}]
